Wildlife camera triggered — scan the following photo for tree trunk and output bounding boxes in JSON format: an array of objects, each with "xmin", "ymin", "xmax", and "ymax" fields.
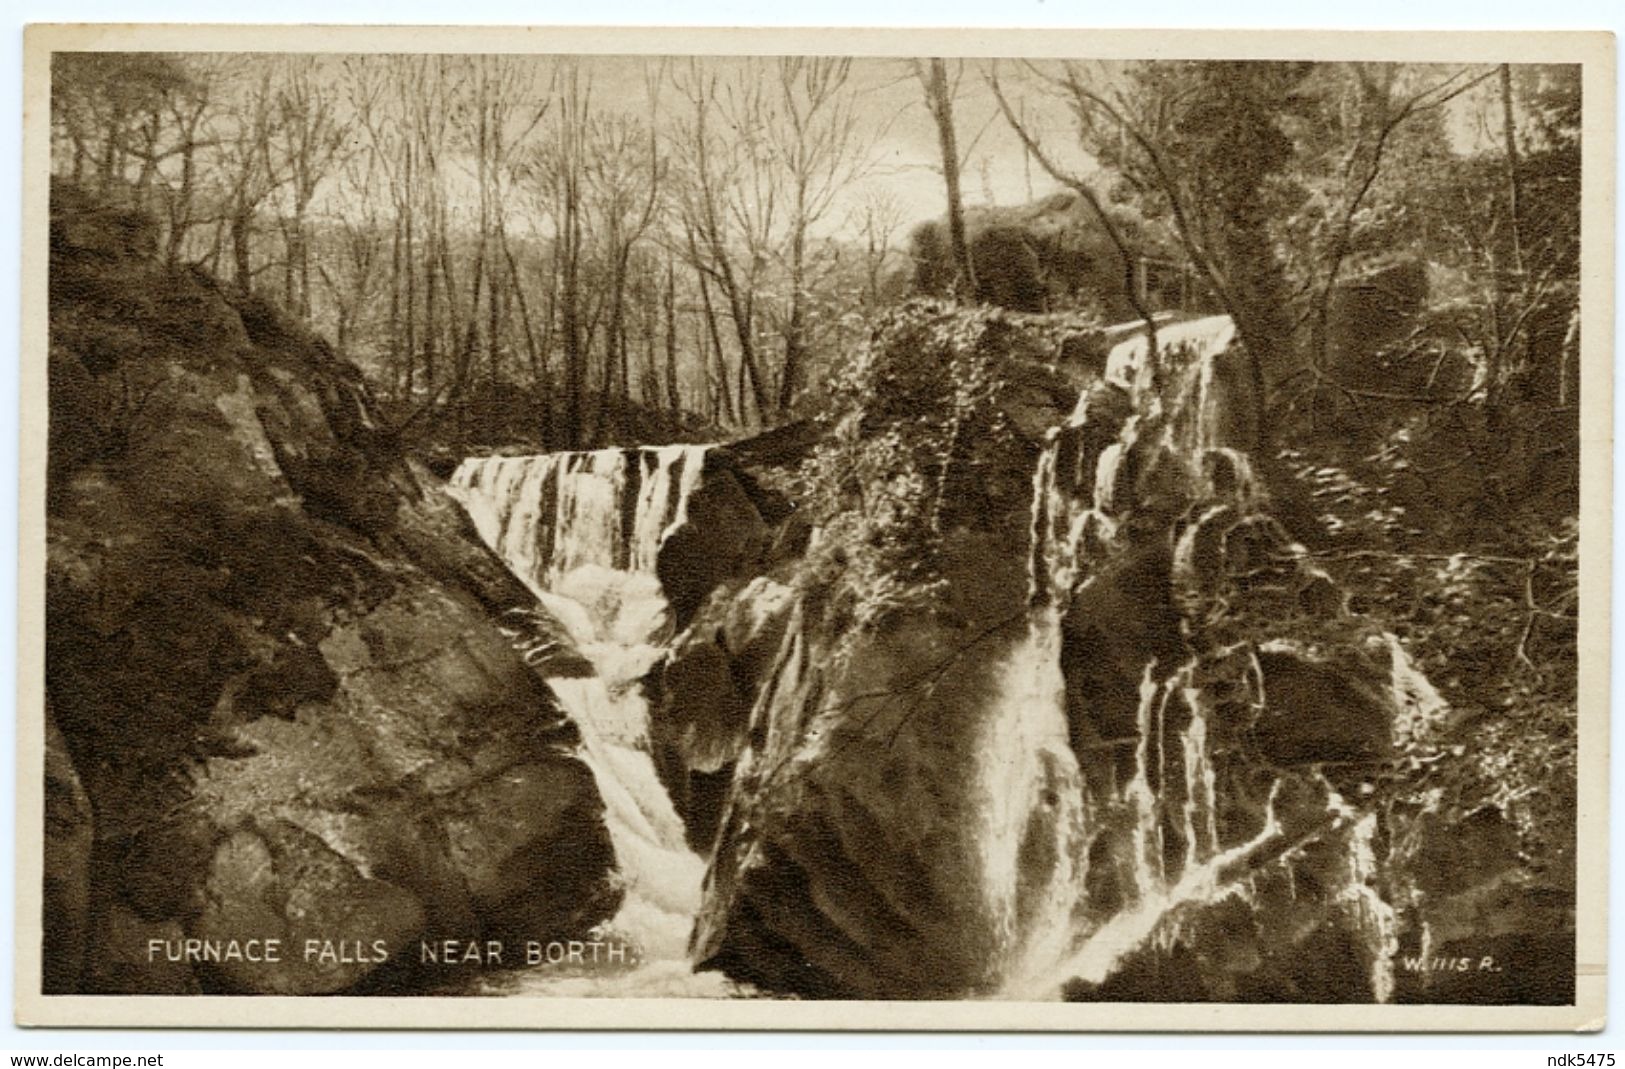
[
  {"xmin": 594, "ymin": 249, "xmax": 629, "ymax": 445},
  {"xmin": 282, "ymin": 218, "xmax": 298, "ymax": 313},
  {"xmin": 488, "ymin": 224, "xmax": 505, "ymax": 394},
  {"xmin": 388, "ymin": 214, "xmax": 404, "ymax": 399},
  {"xmin": 716, "ymin": 260, "xmax": 770, "ymax": 425},
  {"xmin": 562, "ymin": 197, "xmax": 584, "ymax": 449},
  {"xmin": 695, "ymin": 268, "xmax": 735, "ymax": 427},
  {"xmin": 231, "ymin": 207, "xmax": 253, "ymax": 295},
  {"xmin": 423, "ymin": 227, "xmax": 440, "ymax": 394},
  {"xmin": 500, "ymin": 227, "xmax": 542, "ymax": 391},
  {"xmin": 168, "ymin": 138, "xmax": 197, "ymax": 266},
  {"xmin": 295, "ymin": 204, "xmax": 311, "ymax": 317},
  {"xmin": 924, "ymin": 59, "xmax": 976, "ymax": 298},
  {"xmin": 664, "ymin": 260, "xmax": 682, "ymax": 418},
  {"xmin": 778, "ymin": 217, "xmax": 808, "ymax": 417},
  {"xmin": 402, "ymin": 158, "xmax": 418, "ymax": 399},
  {"xmin": 1500, "ymin": 64, "xmax": 1526, "ymax": 279}
]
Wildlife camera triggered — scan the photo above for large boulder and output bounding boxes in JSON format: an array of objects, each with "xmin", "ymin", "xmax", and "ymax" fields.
[
  {"xmin": 657, "ymin": 462, "xmax": 774, "ymax": 631},
  {"xmin": 686, "ymin": 305, "xmax": 1054, "ymax": 997},
  {"xmin": 691, "ymin": 603, "xmax": 1030, "ymax": 998},
  {"xmin": 44, "ymin": 182, "xmax": 617, "ymax": 995}
]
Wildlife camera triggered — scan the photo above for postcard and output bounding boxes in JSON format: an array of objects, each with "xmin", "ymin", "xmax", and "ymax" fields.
[{"xmin": 14, "ymin": 24, "xmax": 1613, "ymax": 1030}]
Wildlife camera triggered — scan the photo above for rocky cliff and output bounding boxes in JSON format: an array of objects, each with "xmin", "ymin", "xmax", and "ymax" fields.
[
  {"xmin": 43, "ymin": 183, "xmax": 617, "ymax": 995},
  {"xmin": 650, "ymin": 301, "xmax": 1572, "ymax": 1003}
]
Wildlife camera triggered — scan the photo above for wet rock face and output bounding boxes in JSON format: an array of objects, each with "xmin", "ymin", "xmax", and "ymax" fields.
[
  {"xmin": 682, "ymin": 305, "xmax": 1469, "ymax": 1002},
  {"xmin": 692, "ymin": 605, "xmax": 1028, "ymax": 999},
  {"xmin": 652, "ymin": 577, "xmax": 796, "ymax": 853},
  {"xmin": 684, "ymin": 312, "xmax": 1058, "ymax": 998},
  {"xmin": 1251, "ymin": 645, "xmax": 1399, "ymax": 766},
  {"xmin": 657, "ymin": 462, "xmax": 773, "ymax": 631},
  {"xmin": 645, "ymin": 425, "xmax": 809, "ymax": 853},
  {"xmin": 1059, "ymin": 540, "xmax": 1185, "ymax": 747},
  {"xmin": 44, "ymin": 184, "xmax": 617, "ymax": 995}
]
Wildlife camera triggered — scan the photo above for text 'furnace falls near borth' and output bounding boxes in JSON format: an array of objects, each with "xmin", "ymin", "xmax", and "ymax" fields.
[{"xmin": 34, "ymin": 46, "xmax": 1589, "ymax": 1017}]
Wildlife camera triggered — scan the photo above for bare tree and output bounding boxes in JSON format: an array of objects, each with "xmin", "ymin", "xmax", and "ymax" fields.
[
  {"xmin": 669, "ymin": 59, "xmax": 773, "ymax": 427},
  {"xmin": 998, "ymin": 59, "xmax": 1492, "ymax": 443},
  {"xmin": 209, "ymin": 61, "xmax": 286, "ymax": 294},
  {"xmin": 157, "ymin": 58, "xmax": 224, "ymax": 266},
  {"xmin": 585, "ymin": 103, "xmax": 664, "ymax": 441},
  {"xmin": 856, "ymin": 188, "xmax": 905, "ymax": 308},
  {"xmin": 527, "ymin": 60, "xmax": 595, "ymax": 447},
  {"xmin": 913, "ymin": 59, "xmax": 976, "ymax": 298},
  {"xmin": 987, "ymin": 63, "xmax": 1160, "ymax": 362},
  {"xmin": 263, "ymin": 57, "xmax": 347, "ymax": 318},
  {"xmin": 316, "ymin": 136, "xmax": 384, "ymax": 354},
  {"xmin": 768, "ymin": 57, "xmax": 873, "ymax": 415}
]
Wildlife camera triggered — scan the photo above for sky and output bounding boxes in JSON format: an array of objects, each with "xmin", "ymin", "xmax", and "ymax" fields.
[
  {"xmin": 452, "ymin": 53, "xmax": 1090, "ymax": 230},
  {"xmin": 157, "ymin": 51, "xmax": 1093, "ymax": 243}
]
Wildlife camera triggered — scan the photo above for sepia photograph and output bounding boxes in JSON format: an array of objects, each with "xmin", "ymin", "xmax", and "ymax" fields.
[{"xmin": 14, "ymin": 25, "xmax": 1613, "ymax": 1030}]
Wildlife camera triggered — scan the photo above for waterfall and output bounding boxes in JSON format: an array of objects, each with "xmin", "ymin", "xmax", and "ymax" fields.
[
  {"xmin": 1179, "ymin": 683, "xmax": 1220, "ymax": 872},
  {"xmin": 450, "ymin": 444, "xmax": 737, "ymax": 996},
  {"xmin": 452, "ymin": 445, "xmax": 708, "ymax": 592},
  {"xmin": 1035, "ymin": 781, "xmax": 1289, "ymax": 992},
  {"xmin": 1329, "ymin": 789, "xmax": 1403, "ymax": 1003},
  {"xmin": 1101, "ymin": 314, "xmax": 1236, "ymax": 396},
  {"xmin": 990, "ymin": 313, "xmax": 1403, "ymax": 1002},
  {"xmin": 438, "ymin": 309, "xmax": 1412, "ymax": 1002},
  {"xmin": 976, "ymin": 609, "xmax": 1088, "ymax": 994}
]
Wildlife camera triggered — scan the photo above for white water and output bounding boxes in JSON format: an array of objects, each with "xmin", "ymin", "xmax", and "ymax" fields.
[
  {"xmin": 990, "ymin": 319, "xmax": 1244, "ymax": 999},
  {"xmin": 1024, "ymin": 782, "xmax": 1287, "ymax": 995},
  {"xmin": 991, "ymin": 313, "xmax": 1404, "ymax": 1002},
  {"xmin": 976, "ymin": 611, "xmax": 1089, "ymax": 994},
  {"xmin": 450, "ymin": 445, "xmax": 740, "ymax": 996},
  {"xmin": 1100, "ymin": 313, "xmax": 1237, "ymax": 398}
]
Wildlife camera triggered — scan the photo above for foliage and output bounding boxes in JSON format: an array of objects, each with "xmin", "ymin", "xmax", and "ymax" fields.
[
  {"xmin": 1281, "ymin": 427, "xmax": 1578, "ymax": 883},
  {"xmin": 1021, "ymin": 59, "xmax": 1582, "ymax": 888},
  {"xmin": 790, "ymin": 300, "xmax": 1022, "ymax": 633},
  {"xmin": 908, "ymin": 192, "xmax": 1188, "ymax": 320}
]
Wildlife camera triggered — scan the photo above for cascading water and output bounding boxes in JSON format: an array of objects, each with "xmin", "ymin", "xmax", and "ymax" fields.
[
  {"xmin": 975, "ymin": 577, "xmax": 1088, "ymax": 993},
  {"xmin": 449, "ymin": 444, "xmax": 738, "ymax": 996},
  {"xmin": 441, "ymin": 312, "xmax": 1419, "ymax": 1003},
  {"xmin": 990, "ymin": 313, "xmax": 1404, "ymax": 1001}
]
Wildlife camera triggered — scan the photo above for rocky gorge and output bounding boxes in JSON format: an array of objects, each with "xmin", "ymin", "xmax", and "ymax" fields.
[
  {"xmin": 451, "ymin": 299, "xmax": 1574, "ymax": 1004},
  {"xmin": 42, "ymin": 186, "xmax": 1574, "ymax": 1005}
]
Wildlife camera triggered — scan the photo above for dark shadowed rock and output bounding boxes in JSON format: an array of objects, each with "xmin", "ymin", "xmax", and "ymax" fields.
[
  {"xmin": 193, "ymin": 820, "xmax": 426, "ymax": 995},
  {"xmin": 657, "ymin": 464, "xmax": 774, "ymax": 630},
  {"xmin": 1251, "ymin": 644, "xmax": 1398, "ymax": 766},
  {"xmin": 44, "ymin": 182, "xmax": 617, "ymax": 995},
  {"xmin": 993, "ymin": 359, "xmax": 1078, "ymax": 444},
  {"xmin": 1390, "ymin": 806, "xmax": 1574, "ymax": 1006},
  {"xmin": 693, "ymin": 605, "xmax": 1029, "ymax": 998},
  {"xmin": 713, "ymin": 419, "xmax": 825, "ymax": 476},
  {"xmin": 82, "ymin": 905, "xmax": 201, "ymax": 996},
  {"xmin": 42, "ymin": 708, "xmax": 93, "ymax": 994},
  {"xmin": 652, "ymin": 577, "xmax": 797, "ymax": 851},
  {"xmin": 1060, "ymin": 540, "xmax": 1185, "ymax": 746}
]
